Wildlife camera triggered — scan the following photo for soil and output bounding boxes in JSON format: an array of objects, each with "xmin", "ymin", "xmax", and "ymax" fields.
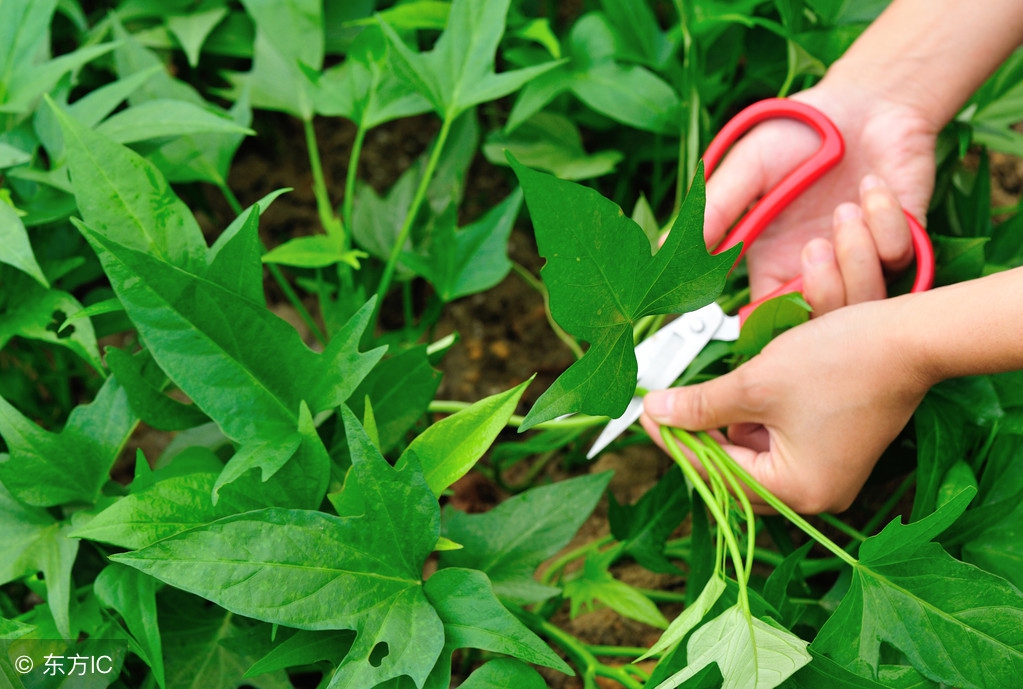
[{"xmin": 117, "ymin": 108, "xmax": 1023, "ymax": 688}]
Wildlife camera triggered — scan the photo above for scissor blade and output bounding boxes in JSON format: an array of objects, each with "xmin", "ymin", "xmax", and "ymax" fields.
[{"xmin": 586, "ymin": 304, "xmax": 726, "ymax": 459}]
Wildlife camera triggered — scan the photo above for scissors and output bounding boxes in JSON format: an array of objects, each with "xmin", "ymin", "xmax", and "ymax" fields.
[{"xmin": 585, "ymin": 98, "xmax": 936, "ymax": 459}]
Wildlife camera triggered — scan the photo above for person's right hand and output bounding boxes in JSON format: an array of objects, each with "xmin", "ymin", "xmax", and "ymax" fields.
[{"xmin": 704, "ymin": 77, "xmax": 938, "ymax": 315}]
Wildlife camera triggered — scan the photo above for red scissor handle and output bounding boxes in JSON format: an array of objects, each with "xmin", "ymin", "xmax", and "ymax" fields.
[{"xmin": 702, "ymin": 98, "xmax": 935, "ymax": 322}]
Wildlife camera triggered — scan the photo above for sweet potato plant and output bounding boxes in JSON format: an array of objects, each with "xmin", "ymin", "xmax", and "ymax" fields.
[{"xmin": 2, "ymin": 1, "xmax": 1023, "ymax": 688}]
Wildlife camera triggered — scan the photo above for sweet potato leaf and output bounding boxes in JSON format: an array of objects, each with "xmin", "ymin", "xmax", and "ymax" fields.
[
  {"xmin": 105, "ymin": 347, "xmax": 211, "ymax": 432},
  {"xmin": 813, "ymin": 488, "xmax": 1023, "ymax": 688},
  {"xmin": 0, "ymin": 375, "xmax": 135, "ymax": 506},
  {"xmin": 0, "ymin": 201, "xmax": 48, "ymax": 286},
  {"xmin": 510, "ymin": 156, "xmax": 738, "ymax": 428},
  {"xmin": 114, "ymin": 410, "xmax": 444, "ymax": 689},
  {"xmin": 94, "ymin": 564, "xmax": 165, "ymax": 689},
  {"xmin": 440, "ymin": 472, "xmax": 612, "ymax": 605},
  {"xmin": 379, "ymin": 0, "xmax": 561, "ymax": 119},
  {"xmin": 455, "ymin": 658, "xmax": 548, "ymax": 689},
  {"xmin": 609, "ymin": 464, "xmax": 688, "ymax": 574},
  {"xmin": 421, "ymin": 567, "xmax": 571, "ymax": 688},
  {"xmin": 563, "ymin": 546, "xmax": 669, "ymax": 628},
  {"xmin": 0, "ymin": 279, "xmax": 102, "ymax": 370}
]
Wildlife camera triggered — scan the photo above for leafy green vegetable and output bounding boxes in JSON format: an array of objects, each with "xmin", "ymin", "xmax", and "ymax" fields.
[{"xmin": 511, "ymin": 157, "xmax": 738, "ymax": 428}]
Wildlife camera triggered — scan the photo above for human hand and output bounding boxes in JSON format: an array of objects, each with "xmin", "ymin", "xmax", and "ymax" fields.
[
  {"xmin": 640, "ymin": 295, "xmax": 931, "ymax": 514},
  {"xmin": 705, "ymin": 79, "xmax": 937, "ymax": 315}
]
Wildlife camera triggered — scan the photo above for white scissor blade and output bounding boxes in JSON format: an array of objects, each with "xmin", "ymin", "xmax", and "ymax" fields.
[{"xmin": 586, "ymin": 304, "xmax": 726, "ymax": 458}]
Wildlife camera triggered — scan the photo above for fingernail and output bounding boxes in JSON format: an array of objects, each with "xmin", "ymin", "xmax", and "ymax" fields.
[
  {"xmin": 833, "ymin": 202, "xmax": 861, "ymax": 224},
  {"xmin": 805, "ymin": 238, "xmax": 834, "ymax": 265},
  {"xmin": 643, "ymin": 390, "xmax": 673, "ymax": 423},
  {"xmin": 861, "ymin": 174, "xmax": 883, "ymax": 192}
]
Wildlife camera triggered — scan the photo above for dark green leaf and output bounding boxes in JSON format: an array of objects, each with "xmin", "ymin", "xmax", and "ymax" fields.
[
  {"xmin": 457, "ymin": 658, "xmax": 548, "ymax": 689},
  {"xmin": 245, "ymin": 629, "xmax": 355, "ymax": 677},
  {"xmin": 94, "ymin": 564, "xmax": 165, "ymax": 688},
  {"xmin": 608, "ymin": 466, "xmax": 688, "ymax": 574},
  {"xmin": 0, "ymin": 281, "xmax": 101, "ymax": 370},
  {"xmin": 510, "ymin": 157, "xmax": 738, "ymax": 428},
  {"xmin": 106, "ymin": 347, "xmax": 211, "ymax": 432},
  {"xmin": 440, "ymin": 472, "xmax": 612, "ymax": 604}
]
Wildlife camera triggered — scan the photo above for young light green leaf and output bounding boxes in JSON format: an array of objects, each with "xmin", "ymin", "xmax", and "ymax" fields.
[
  {"xmin": 402, "ymin": 188, "xmax": 522, "ymax": 301},
  {"xmin": 510, "ymin": 156, "xmax": 739, "ymax": 428},
  {"xmin": 655, "ymin": 605, "xmax": 811, "ymax": 689},
  {"xmin": 94, "ymin": 99, "xmax": 254, "ymax": 144},
  {"xmin": 638, "ymin": 575, "xmax": 726, "ymax": 662},
  {"xmin": 563, "ymin": 548, "xmax": 669, "ymax": 629},
  {"xmin": 0, "ymin": 375, "xmax": 135, "ymax": 507},
  {"xmin": 401, "ymin": 378, "xmax": 530, "ymax": 497},
  {"xmin": 379, "ymin": 0, "xmax": 561, "ymax": 119},
  {"xmin": 440, "ymin": 472, "xmax": 612, "ymax": 604},
  {"xmin": 94, "ymin": 564, "xmax": 165, "ymax": 688},
  {"xmin": 0, "ymin": 201, "xmax": 48, "ymax": 286},
  {"xmin": 262, "ymin": 235, "xmax": 367, "ymax": 269},
  {"xmin": 814, "ymin": 488, "xmax": 1023, "ymax": 688}
]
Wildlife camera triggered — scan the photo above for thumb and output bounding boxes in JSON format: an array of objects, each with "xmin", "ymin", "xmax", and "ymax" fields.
[{"xmin": 643, "ymin": 371, "xmax": 758, "ymax": 431}]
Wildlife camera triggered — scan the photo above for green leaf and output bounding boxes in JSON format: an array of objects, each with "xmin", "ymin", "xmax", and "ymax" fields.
[
  {"xmin": 262, "ymin": 235, "xmax": 367, "ymax": 269},
  {"xmin": 0, "ymin": 375, "xmax": 135, "ymax": 506},
  {"xmin": 457, "ymin": 658, "xmax": 548, "ymax": 689},
  {"xmin": 597, "ymin": 0, "xmax": 675, "ymax": 69},
  {"xmin": 440, "ymin": 472, "xmax": 612, "ymax": 605},
  {"xmin": 0, "ymin": 281, "xmax": 101, "ymax": 370},
  {"xmin": 313, "ymin": 25, "xmax": 432, "ymax": 128},
  {"xmin": 166, "ymin": 7, "xmax": 230, "ymax": 68},
  {"xmin": 115, "ymin": 409, "xmax": 444, "ymax": 689},
  {"xmin": 608, "ymin": 465, "xmax": 688, "ymax": 574},
  {"xmin": 814, "ymin": 489, "xmax": 1023, "ymax": 688},
  {"xmin": 94, "ymin": 564, "xmax": 165, "ymax": 688},
  {"xmin": 655, "ymin": 605, "xmax": 811, "ymax": 689},
  {"xmin": 379, "ymin": 0, "xmax": 561, "ymax": 118},
  {"xmin": 639, "ymin": 576, "xmax": 726, "ymax": 662},
  {"xmin": 207, "ymin": 190, "xmax": 290, "ymax": 303},
  {"xmin": 0, "ymin": 201, "xmax": 48, "ymax": 286},
  {"xmin": 50, "ymin": 99, "xmax": 208, "ymax": 272},
  {"xmin": 0, "ymin": 484, "xmax": 78, "ymax": 639},
  {"xmin": 401, "ymin": 379, "xmax": 529, "ymax": 497},
  {"xmin": 94, "ymin": 99, "xmax": 254, "ymax": 144},
  {"xmin": 158, "ymin": 589, "xmax": 291, "ymax": 689},
  {"xmin": 346, "ymin": 345, "xmax": 442, "ymax": 453},
  {"xmin": 510, "ymin": 157, "xmax": 738, "ymax": 428},
  {"xmin": 78, "ymin": 223, "xmax": 384, "ymax": 451},
  {"xmin": 563, "ymin": 547, "xmax": 669, "ymax": 629},
  {"xmin": 106, "ymin": 347, "xmax": 211, "ymax": 432},
  {"xmin": 733, "ymin": 293, "xmax": 812, "ymax": 356},
  {"xmin": 71, "ymin": 470, "xmax": 297, "ymax": 550},
  {"xmin": 0, "ymin": 142, "xmax": 31, "ymax": 168},
  {"xmin": 402, "ymin": 188, "xmax": 522, "ymax": 301},
  {"xmin": 569, "ymin": 61, "xmax": 682, "ymax": 135},
  {"xmin": 911, "ymin": 394, "xmax": 968, "ymax": 521},
  {"xmin": 350, "ymin": 1, "xmax": 451, "ymax": 29},
  {"xmin": 422, "ymin": 567, "xmax": 570, "ymax": 689},
  {"xmin": 484, "ymin": 112, "xmax": 623, "ymax": 181},
  {"xmin": 245, "ymin": 629, "xmax": 355, "ymax": 677}
]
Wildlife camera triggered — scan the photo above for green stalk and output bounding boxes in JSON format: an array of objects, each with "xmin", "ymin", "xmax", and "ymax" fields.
[
  {"xmin": 541, "ymin": 534, "xmax": 615, "ymax": 585},
  {"xmin": 427, "ymin": 400, "xmax": 605, "ymax": 430},
  {"xmin": 860, "ymin": 470, "xmax": 916, "ymax": 538},
  {"xmin": 818, "ymin": 512, "xmax": 867, "ymax": 543},
  {"xmin": 662, "ymin": 427, "xmax": 752, "ymax": 618},
  {"xmin": 342, "ymin": 123, "xmax": 368, "ymax": 229},
  {"xmin": 699, "ymin": 434, "xmax": 758, "ymax": 582},
  {"xmin": 375, "ymin": 115, "xmax": 454, "ymax": 322},
  {"xmin": 303, "ymin": 117, "xmax": 346, "ymax": 242},
  {"xmin": 695, "ymin": 431, "xmax": 859, "ymax": 567}
]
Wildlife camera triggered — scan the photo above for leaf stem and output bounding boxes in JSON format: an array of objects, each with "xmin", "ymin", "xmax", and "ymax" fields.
[
  {"xmin": 375, "ymin": 114, "xmax": 455, "ymax": 323},
  {"xmin": 817, "ymin": 512, "xmax": 867, "ymax": 543},
  {"xmin": 860, "ymin": 470, "xmax": 916, "ymax": 538},
  {"xmin": 342, "ymin": 123, "xmax": 368, "ymax": 230},
  {"xmin": 303, "ymin": 117, "xmax": 346, "ymax": 242},
  {"xmin": 693, "ymin": 431, "xmax": 859, "ymax": 568},
  {"xmin": 541, "ymin": 534, "xmax": 615, "ymax": 585},
  {"xmin": 427, "ymin": 400, "xmax": 605, "ymax": 430},
  {"xmin": 511, "ymin": 261, "xmax": 584, "ymax": 359}
]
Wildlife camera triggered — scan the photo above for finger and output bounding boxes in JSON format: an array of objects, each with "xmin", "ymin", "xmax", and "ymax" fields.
[
  {"xmin": 703, "ymin": 137, "xmax": 770, "ymax": 249},
  {"xmin": 800, "ymin": 238, "xmax": 845, "ymax": 316},
  {"xmin": 833, "ymin": 202, "xmax": 887, "ymax": 304},
  {"xmin": 643, "ymin": 368, "xmax": 767, "ymax": 431},
  {"xmin": 860, "ymin": 174, "xmax": 914, "ymax": 272}
]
